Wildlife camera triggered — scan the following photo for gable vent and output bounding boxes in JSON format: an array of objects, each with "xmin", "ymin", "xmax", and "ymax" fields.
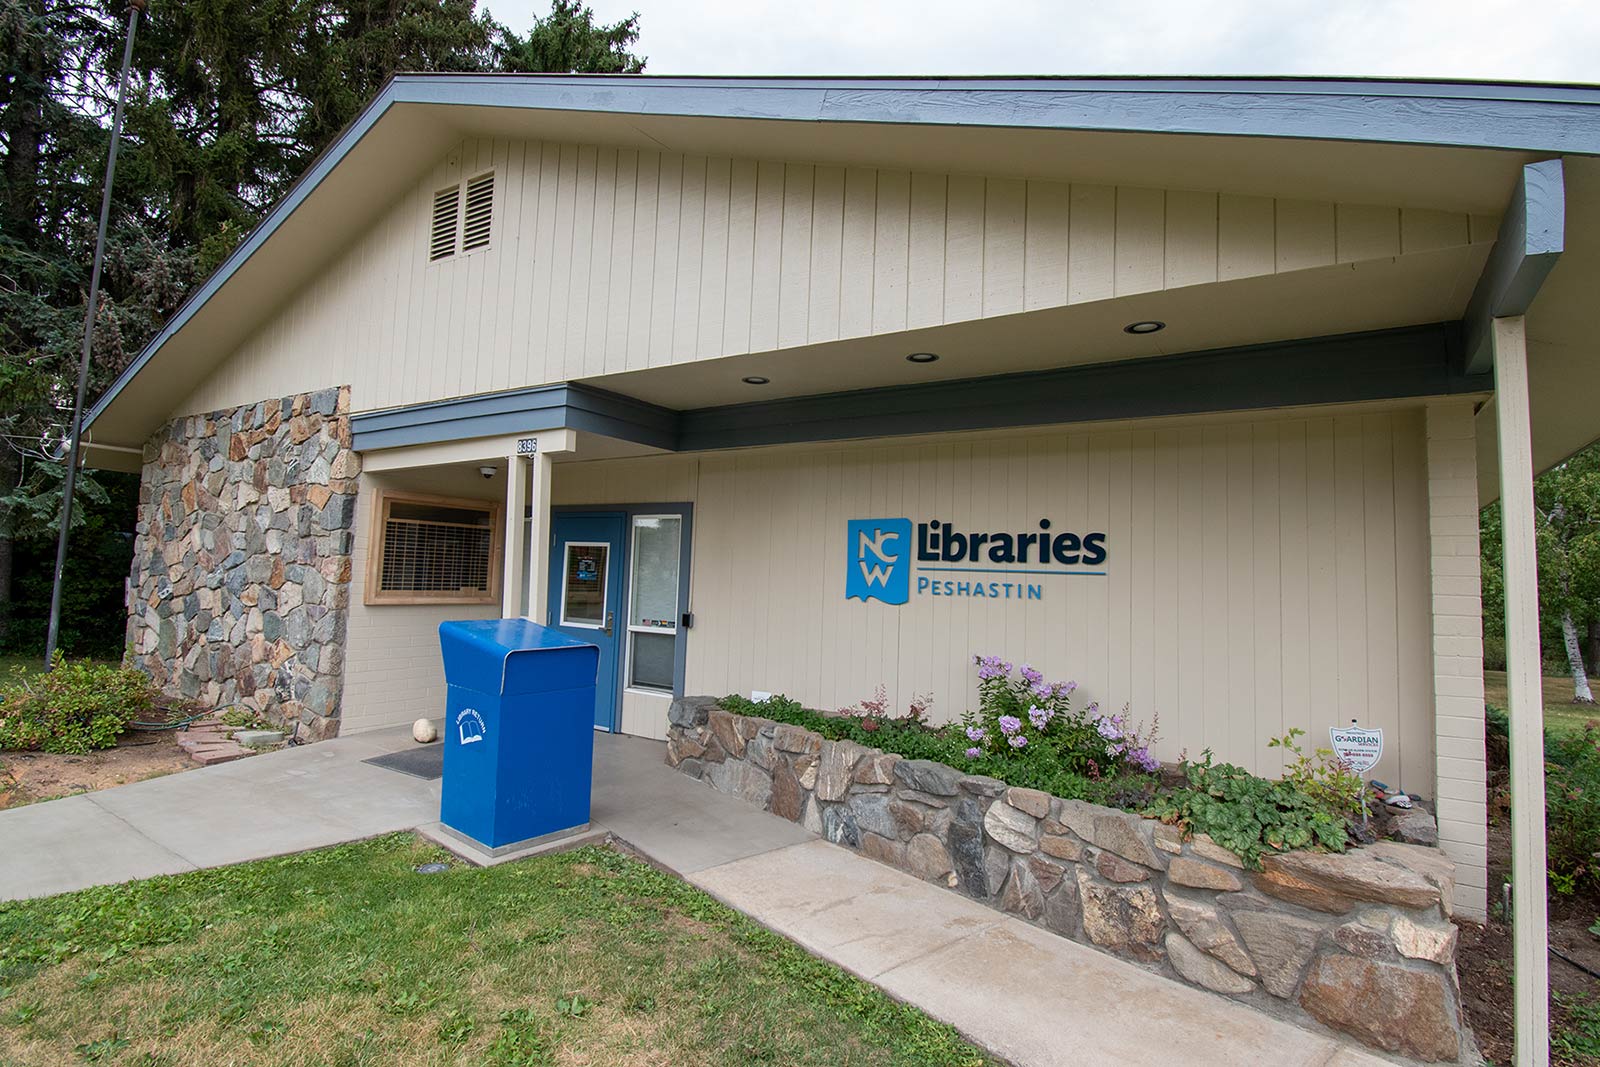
[
  {"xmin": 462, "ymin": 172, "xmax": 494, "ymax": 251},
  {"xmin": 429, "ymin": 185, "xmax": 459, "ymax": 261}
]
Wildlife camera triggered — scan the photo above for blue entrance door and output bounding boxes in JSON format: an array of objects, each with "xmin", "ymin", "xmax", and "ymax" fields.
[{"xmin": 548, "ymin": 512, "xmax": 626, "ymax": 731}]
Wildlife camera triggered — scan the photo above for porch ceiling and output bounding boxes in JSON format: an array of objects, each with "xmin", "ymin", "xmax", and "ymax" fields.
[{"xmin": 580, "ymin": 242, "xmax": 1491, "ymax": 412}]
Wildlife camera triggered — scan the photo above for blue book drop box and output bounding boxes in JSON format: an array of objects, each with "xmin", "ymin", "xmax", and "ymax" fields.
[{"xmin": 438, "ymin": 619, "xmax": 599, "ymax": 850}]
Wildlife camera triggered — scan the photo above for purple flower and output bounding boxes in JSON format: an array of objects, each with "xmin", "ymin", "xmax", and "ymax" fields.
[
  {"xmin": 1095, "ymin": 716, "xmax": 1122, "ymax": 741},
  {"xmin": 974, "ymin": 655, "xmax": 1011, "ymax": 681},
  {"xmin": 965, "ymin": 747, "xmax": 982, "ymax": 758},
  {"xmin": 1030, "ymin": 681, "xmax": 1053, "ymax": 700},
  {"xmin": 1028, "ymin": 705, "xmax": 1050, "ymax": 730},
  {"xmin": 1058, "ymin": 680, "xmax": 1078, "ymax": 695},
  {"xmin": 1088, "ymin": 701, "xmax": 1099, "ymax": 714},
  {"xmin": 965, "ymin": 725, "xmax": 987, "ymax": 742},
  {"xmin": 1130, "ymin": 747, "xmax": 1160, "ymax": 773},
  {"xmin": 1008, "ymin": 735, "xmax": 1028, "ymax": 749},
  {"xmin": 998, "ymin": 715, "xmax": 1022, "ymax": 736},
  {"xmin": 1020, "ymin": 665, "xmax": 1043, "ymax": 685}
]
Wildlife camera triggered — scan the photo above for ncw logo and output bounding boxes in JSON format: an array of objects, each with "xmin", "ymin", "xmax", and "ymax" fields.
[{"xmin": 845, "ymin": 518, "xmax": 911, "ymax": 605}]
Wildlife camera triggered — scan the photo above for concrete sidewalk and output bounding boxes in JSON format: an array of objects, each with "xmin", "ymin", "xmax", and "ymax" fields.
[{"xmin": 0, "ymin": 729, "xmax": 1392, "ymax": 1066}]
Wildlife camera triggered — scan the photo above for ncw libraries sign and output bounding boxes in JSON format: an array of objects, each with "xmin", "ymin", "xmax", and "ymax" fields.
[{"xmin": 845, "ymin": 518, "xmax": 1107, "ymax": 606}]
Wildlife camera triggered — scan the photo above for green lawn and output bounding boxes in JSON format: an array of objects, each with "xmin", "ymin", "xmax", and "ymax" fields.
[
  {"xmin": 1484, "ymin": 669, "xmax": 1600, "ymax": 737},
  {"xmin": 0, "ymin": 835, "xmax": 994, "ymax": 1067}
]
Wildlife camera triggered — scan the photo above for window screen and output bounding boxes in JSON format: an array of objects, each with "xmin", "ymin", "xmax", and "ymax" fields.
[{"xmin": 367, "ymin": 493, "xmax": 500, "ymax": 605}]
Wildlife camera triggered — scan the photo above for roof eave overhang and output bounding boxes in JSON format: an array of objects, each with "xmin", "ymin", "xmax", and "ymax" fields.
[{"xmin": 83, "ymin": 74, "xmax": 1600, "ymax": 450}]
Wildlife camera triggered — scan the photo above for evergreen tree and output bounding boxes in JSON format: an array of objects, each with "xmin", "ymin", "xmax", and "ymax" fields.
[{"xmin": 0, "ymin": 0, "xmax": 648, "ymax": 653}]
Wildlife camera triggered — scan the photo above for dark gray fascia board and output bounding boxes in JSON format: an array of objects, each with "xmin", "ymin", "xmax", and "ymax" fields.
[
  {"xmin": 675, "ymin": 323, "xmax": 1483, "ymax": 452},
  {"xmin": 397, "ymin": 74, "xmax": 1600, "ymax": 156},
  {"xmin": 86, "ymin": 73, "xmax": 1598, "ymax": 439},
  {"xmin": 1464, "ymin": 158, "xmax": 1566, "ymax": 373},
  {"xmin": 350, "ymin": 382, "xmax": 678, "ymax": 452},
  {"xmin": 351, "ymin": 322, "xmax": 1485, "ymax": 456}
]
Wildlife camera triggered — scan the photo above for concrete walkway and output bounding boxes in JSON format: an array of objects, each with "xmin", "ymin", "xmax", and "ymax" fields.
[{"xmin": 0, "ymin": 730, "xmax": 1392, "ymax": 1067}]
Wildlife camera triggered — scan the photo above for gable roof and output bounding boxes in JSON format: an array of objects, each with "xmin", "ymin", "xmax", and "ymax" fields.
[{"xmin": 82, "ymin": 73, "xmax": 1600, "ymax": 459}]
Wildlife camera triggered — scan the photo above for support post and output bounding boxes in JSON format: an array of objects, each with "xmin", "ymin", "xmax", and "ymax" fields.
[
  {"xmin": 526, "ymin": 448, "xmax": 554, "ymax": 625},
  {"xmin": 501, "ymin": 454, "xmax": 528, "ymax": 619},
  {"xmin": 1493, "ymin": 314, "xmax": 1550, "ymax": 1067}
]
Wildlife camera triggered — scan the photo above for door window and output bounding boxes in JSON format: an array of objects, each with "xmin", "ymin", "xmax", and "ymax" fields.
[
  {"xmin": 626, "ymin": 516, "xmax": 681, "ymax": 691},
  {"xmin": 560, "ymin": 543, "xmax": 609, "ymax": 627}
]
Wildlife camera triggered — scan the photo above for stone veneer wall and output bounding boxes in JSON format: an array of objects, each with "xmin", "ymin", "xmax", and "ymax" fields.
[
  {"xmin": 668, "ymin": 698, "xmax": 1471, "ymax": 1063},
  {"xmin": 127, "ymin": 388, "xmax": 360, "ymax": 740}
]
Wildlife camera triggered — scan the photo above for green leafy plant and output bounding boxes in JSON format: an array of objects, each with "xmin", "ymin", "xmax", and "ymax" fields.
[
  {"xmin": 1554, "ymin": 992, "xmax": 1600, "ymax": 1060},
  {"xmin": 1544, "ymin": 725, "xmax": 1600, "ymax": 895},
  {"xmin": 0, "ymin": 656, "xmax": 157, "ymax": 754},
  {"xmin": 1268, "ymin": 728, "xmax": 1368, "ymax": 820},
  {"xmin": 553, "ymin": 993, "xmax": 591, "ymax": 1018},
  {"xmin": 1145, "ymin": 749, "xmax": 1349, "ymax": 867}
]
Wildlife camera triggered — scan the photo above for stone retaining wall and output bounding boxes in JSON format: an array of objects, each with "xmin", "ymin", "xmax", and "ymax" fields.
[
  {"xmin": 127, "ymin": 388, "xmax": 359, "ymax": 740},
  {"xmin": 668, "ymin": 697, "xmax": 1469, "ymax": 1063}
]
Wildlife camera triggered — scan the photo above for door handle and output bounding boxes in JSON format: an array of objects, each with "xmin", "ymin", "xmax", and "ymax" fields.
[{"xmin": 603, "ymin": 610, "xmax": 614, "ymax": 636}]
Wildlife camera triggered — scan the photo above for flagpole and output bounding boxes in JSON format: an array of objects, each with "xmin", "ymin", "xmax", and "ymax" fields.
[{"xmin": 44, "ymin": 0, "xmax": 146, "ymax": 666}]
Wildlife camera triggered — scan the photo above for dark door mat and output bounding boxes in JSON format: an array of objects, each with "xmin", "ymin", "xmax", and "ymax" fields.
[{"xmin": 363, "ymin": 745, "xmax": 444, "ymax": 780}]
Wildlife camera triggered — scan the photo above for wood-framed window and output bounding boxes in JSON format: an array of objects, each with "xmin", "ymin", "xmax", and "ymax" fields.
[{"xmin": 364, "ymin": 490, "xmax": 503, "ymax": 606}]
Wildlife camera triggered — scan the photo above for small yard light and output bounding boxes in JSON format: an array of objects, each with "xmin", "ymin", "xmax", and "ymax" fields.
[{"xmin": 414, "ymin": 862, "xmax": 450, "ymax": 874}]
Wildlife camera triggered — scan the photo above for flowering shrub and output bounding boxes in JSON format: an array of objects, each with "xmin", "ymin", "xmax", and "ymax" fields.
[{"xmin": 960, "ymin": 656, "xmax": 1160, "ymax": 777}]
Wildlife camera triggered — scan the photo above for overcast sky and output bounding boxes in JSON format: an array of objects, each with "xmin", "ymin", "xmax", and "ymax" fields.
[{"xmin": 483, "ymin": 0, "xmax": 1599, "ymax": 83}]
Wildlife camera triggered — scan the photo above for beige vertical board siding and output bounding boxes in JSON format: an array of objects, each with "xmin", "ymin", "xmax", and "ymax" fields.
[
  {"xmin": 808, "ymin": 165, "xmax": 845, "ymax": 345},
  {"xmin": 619, "ymin": 690, "xmax": 672, "ymax": 740},
  {"xmin": 1024, "ymin": 180, "xmax": 1070, "ymax": 311},
  {"xmin": 1305, "ymin": 420, "xmax": 1340, "ymax": 753},
  {"xmin": 943, "ymin": 174, "xmax": 985, "ymax": 323},
  {"xmin": 177, "ymin": 137, "xmax": 1487, "ymax": 419},
  {"xmin": 673, "ymin": 155, "xmax": 706, "ymax": 364},
  {"xmin": 626, "ymin": 150, "xmax": 659, "ymax": 372},
  {"xmin": 1114, "ymin": 187, "xmax": 1165, "ymax": 297},
  {"xmin": 1251, "ymin": 423, "xmax": 1282, "ymax": 770},
  {"xmin": 696, "ymin": 157, "xmax": 730, "ymax": 359},
  {"xmin": 1401, "ymin": 208, "xmax": 1471, "ymax": 254},
  {"xmin": 1217, "ymin": 194, "xmax": 1275, "ymax": 281},
  {"xmin": 870, "ymin": 168, "xmax": 908, "ymax": 334},
  {"xmin": 1067, "ymin": 184, "xmax": 1115, "ymax": 304},
  {"xmin": 1335, "ymin": 203, "xmax": 1401, "ymax": 263},
  {"xmin": 538, "ymin": 411, "xmax": 1431, "ymax": 784},
  {"xmin": 722, "ymin": 158, "xmax": 757, "ymax": 359},
  {"xmin": 983, "ymin": 178, "xmax": 1026, "ymax": 316},
  {"xmin": 648, "ymin": 153, "xmax": 681, "ymax": 367},
  {"xmin": 749, "ymin": 160, "xmax": 784, "ymax": 354},
  {"xmin": 1274, "ymin": 199, "xmax": 1336, "ymax": 274},
  {"xmin": 564, "ymin": 145, "xmax": 599, "ymax": 380},
  {"xmin": 1164, "ymin": 190, "xmax": 1218, "ymax": 289},
  {"xmin": 1278, "ymin": 421, "xmax": 1313, "ymax": 752},
  {"xmin": 778, "ymin": 164, "xmax": 815, "ymax": 351},
  {"xmin": 839, "ymin": 168, "xmax": 877, "ymax": 337},
  {"xmin": 905, "ymin": 172, "xmax": 946, "ymax": 330},
  {"xmin": 604, "ymin": 150, "xmax": 637, "ymax": 374},
  {"xmin": 583, "ymin": 148, "xmax": 617, "ymax": 378},
  {"xmin": 545, "ymin": 143, "xmax": 580, "ymax": 387},
  {"xmin": 1226, "ymin": 424, "xmax": 1254, "ymax": 760}
]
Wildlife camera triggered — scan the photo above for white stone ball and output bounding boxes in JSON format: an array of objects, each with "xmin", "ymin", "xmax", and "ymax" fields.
[{"xmin": 412, "ymin": 718, "xmax": 439, "ymax": 744}]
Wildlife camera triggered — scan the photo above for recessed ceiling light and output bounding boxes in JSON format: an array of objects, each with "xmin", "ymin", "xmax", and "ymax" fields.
[
  {"xmin": 741, "ymin": 375, "xmax": 770, "ymax": 385},
  {"xmin": 1123, "ymin": 320, "xmax": 1166, "ymax": 335},
  {"xmin": 906, "ymin": 352, "xmax": 940, "ymax": 364}
]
